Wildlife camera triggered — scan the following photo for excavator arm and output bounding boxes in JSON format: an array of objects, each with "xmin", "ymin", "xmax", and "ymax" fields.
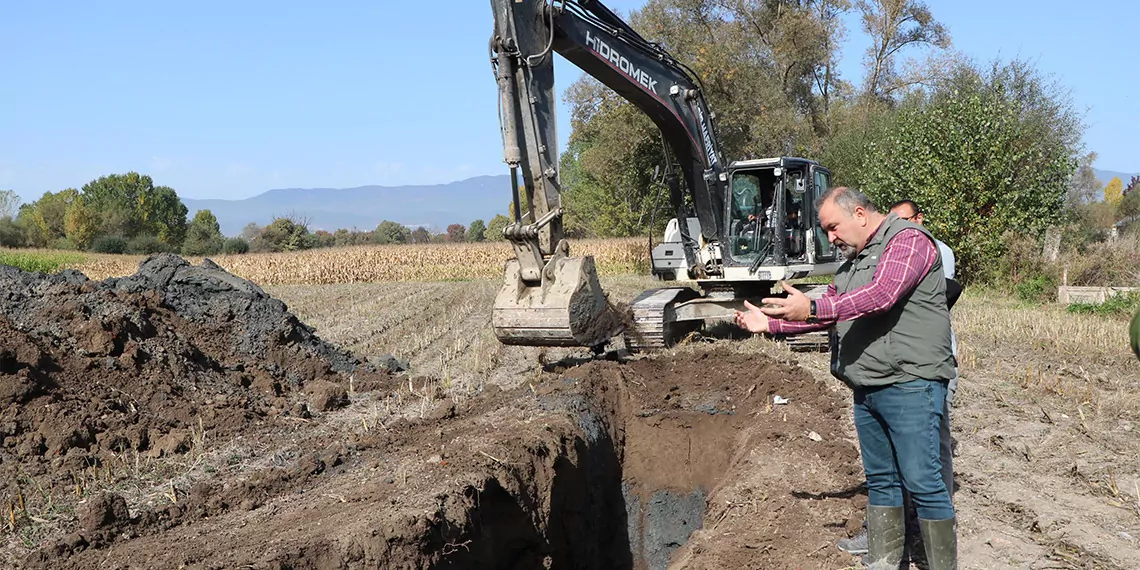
[{"xmin": 489, "ymin": 0, "xmax": 728, "ymax": 347}]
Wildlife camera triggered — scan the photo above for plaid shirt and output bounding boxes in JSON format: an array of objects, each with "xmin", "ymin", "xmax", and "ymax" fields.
[{"xmin": 769, "ymin": 224, "xmax": 937, "ymax": 335}]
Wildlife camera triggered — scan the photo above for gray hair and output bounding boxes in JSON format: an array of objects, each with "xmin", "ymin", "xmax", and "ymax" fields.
[{"xmin": 815, "ymin": 186, "xmax": 878, "ymax": 215}]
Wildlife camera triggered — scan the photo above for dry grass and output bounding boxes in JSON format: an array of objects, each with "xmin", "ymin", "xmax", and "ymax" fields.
[
  {"xmin": 954, "ymin": 287, "xmax": 1140, "ymax": 431},
  {"xmin": 59, "ymin": 238, "xmax": 652, "ymax": 284},
  {"xmin": 954, "ymin": 288, "xmax": 1135, "ymax": 369}
]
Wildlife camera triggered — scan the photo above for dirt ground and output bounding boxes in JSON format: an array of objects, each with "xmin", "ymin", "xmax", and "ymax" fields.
[{"xmin": 3, "ymin": 258, "xmax": 1139, "ymax": 569}]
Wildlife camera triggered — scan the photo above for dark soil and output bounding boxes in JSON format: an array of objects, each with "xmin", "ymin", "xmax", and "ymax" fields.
[
  {"xmin": 0, "ymin": 255, "xmax": 387, "ymax": 529},
  {"xmin": 2, "ymin": 256, "xmax": 864, "ymax": 569}
]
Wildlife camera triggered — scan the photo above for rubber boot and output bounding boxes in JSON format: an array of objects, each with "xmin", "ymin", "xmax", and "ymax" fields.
[
  {"xmin": 918, "ymin": 517, "xmax": 958, "ymax": 570},
  {"xmin": 866, "ymin": 505, "xmax": 905, "ymax": 569},
  {"xmin": 905, "ymin": 504, "xmax": 927, "ymax": 569}
]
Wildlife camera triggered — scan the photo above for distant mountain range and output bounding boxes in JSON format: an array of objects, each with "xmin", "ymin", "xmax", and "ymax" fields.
[
  {"xmin": 184, "ymin": 168, "xmax": 1140, "ymax": 237},
  {"xmin": 182, "ymin": 175, "xmax": 513, "ymax": 237},
  {"xmin": 1093, "ymin": 168, "xmax": 1139, "ymax": 186}
]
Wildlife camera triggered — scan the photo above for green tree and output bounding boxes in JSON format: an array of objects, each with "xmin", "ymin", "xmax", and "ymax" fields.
[
  {"xmin": 81, "ymin": 172, "xmax": 152, "ymax": 236},
  {"xmin": 466, "ymin": 219, "xmax": 487, "ymax": 242},
  {"xmin": 559, "ymin": 0, "xmax": 854, "ymax": 237},
  {"xmin": 253, "ymin": 217, "xmax": 315, "ymax": 252},
  {"xmin": 373, "ymin": 220, "xmax": 411, "ymax": 244},
  {"xmin": 182, "ymin": 209, "xmax": 225, "ymax": 255},
  {"xmin": 81, "ymin": 172, "xmax": 188, "ymax": 247},
  {"xmin": 313, "ymin": 230, "xmax": 335, "ymax": 248},
  {"xmin": 143, "ymin": 185, "xmax": 189, "ymax": 248},
  {"xmin": 856, "ymin": 59, "xmax": 1081, "ymax": 282},
  {"xmin": 240, "ymin": 222, "xmax": 262, "ymax": 241},
  {"xmin": 1117, "ymin": 177, "xmax": 1140, "ymax": 221},
  {"xmin": 19, "ymin": 189, "xmax": 78, "ymax": 247},
  {"xmin": 818, "ymin": 101, "xmax": 898, "ymax": 187},
  {"xmin": 1104, "ymin": 176, "xmax": 1124, "ymax": 208},
  {"xmin": 484, "ymin": 214, "xmax": 510, "ymax": 241},
  {"xmin": 64, "ymin": 195, "xmax": 101, "ymax": 250},
  {"xmin": 0, "ymin": 217, "xmax": 24, "ymax": 247}
]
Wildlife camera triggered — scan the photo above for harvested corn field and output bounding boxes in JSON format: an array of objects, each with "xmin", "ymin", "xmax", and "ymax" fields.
[{"xmin": 51, "ymin": 237, "xmax": 652, "ymax": 284}]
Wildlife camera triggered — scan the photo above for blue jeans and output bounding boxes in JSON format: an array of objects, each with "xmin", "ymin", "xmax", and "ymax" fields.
[{"xmin": 854, "ymin": 379, "xmax": 954, "ymax": 521}]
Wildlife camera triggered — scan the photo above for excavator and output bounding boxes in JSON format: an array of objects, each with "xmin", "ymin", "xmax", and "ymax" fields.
[{"xmin": 488, "ymin": 0, "xmax": 843, "ymax": 350}]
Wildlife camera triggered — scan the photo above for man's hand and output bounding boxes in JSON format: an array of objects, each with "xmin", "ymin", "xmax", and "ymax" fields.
[
  {"xmin": 734, "ymin": 300, "xmax": 770, "ymax": 334},
  {"xmin": 760, "ymin": 282, "xmax": 811, "ymax": 322}
]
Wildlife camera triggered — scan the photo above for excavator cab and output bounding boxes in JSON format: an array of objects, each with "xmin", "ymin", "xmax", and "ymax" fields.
[{"xmin": 723, "ymin": 158, "xmax": 834, "ymax": 270}]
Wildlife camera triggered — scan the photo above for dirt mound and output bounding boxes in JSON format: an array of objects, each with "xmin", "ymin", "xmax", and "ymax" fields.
[
  {"xmin": 14, "ymin": 345, "xmax": 863, "ymax": 569},
  {"xmin": 0, "ymin": 254, "xmax": 386, "ymax": 495}
]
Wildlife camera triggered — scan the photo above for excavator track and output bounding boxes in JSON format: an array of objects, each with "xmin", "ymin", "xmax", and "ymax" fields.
[
  {"xmin": 624, "ymin": 284, "xmax": 833, "ymax": 352},
  {"xmin": 624, "ymin": 287, "xmax": 700, "ymax": 351}
]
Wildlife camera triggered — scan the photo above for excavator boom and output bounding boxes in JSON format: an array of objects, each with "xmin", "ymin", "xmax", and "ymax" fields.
[
  {"xmin": 488, "ymin": 0, "xmax": 730, "ymax": 347},
  {"xmin": 488, "ymin": 0, "xmax": 620, "ymax": 347}
]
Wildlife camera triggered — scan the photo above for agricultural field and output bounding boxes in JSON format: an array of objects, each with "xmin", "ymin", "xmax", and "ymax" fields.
[
  {"xmin": 30, "ymin": 237, "xmax": 655, "ymax": 284},
  {"xmin": 1, "ymin": 245, "xmax": 1138, "ymax": 569}
]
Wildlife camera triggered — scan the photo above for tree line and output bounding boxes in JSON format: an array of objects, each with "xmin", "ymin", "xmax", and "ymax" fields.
[
  {"xmin": 0, "ymin": 173, "xmax": 521, "ymax": 256},
  {"xmin": 557, "ymin": 0, "xmax": 1118, "ymax": 283},
  {"xmin": 234, "ymin": 215, "xmax": 514, "ymax": 252}
]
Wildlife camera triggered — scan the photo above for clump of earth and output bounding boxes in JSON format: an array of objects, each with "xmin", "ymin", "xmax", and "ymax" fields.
[{"xmin": 0, "ymin": 254, "xmax": 384, "ymax": 486}]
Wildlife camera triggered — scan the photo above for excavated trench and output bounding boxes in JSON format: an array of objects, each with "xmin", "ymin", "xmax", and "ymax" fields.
[{"xmin": 428, "ymin": 364, "xmax": 760, "ymax": 570}]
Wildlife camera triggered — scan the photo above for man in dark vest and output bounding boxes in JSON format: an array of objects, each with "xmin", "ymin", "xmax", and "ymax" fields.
[{"xmin": 734, "ymin": 186, "xmax": 957, "ymax": 569}]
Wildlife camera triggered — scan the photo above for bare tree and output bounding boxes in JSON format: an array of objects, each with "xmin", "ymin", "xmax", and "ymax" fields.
[
  {"xmin": 857, "ymin": 0, "xmax": 950, "ymax": 99},
  {"xmin": 1067, "ymin": 151, "xmax": 1103, "ymax": 207},
  {"xmin": 0, "ymin": 189, "xmax": 20, "ymax": 219}
]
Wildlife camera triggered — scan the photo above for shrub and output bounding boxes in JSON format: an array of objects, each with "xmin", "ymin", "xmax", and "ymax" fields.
[
  {"xmin": 254, "ymin": 217, "xmax": 315, "ymax": 252},
  {"xmin": 1067, "ymin": 292, "xmax": 1140, "ymax": 317},
  {"xmin": 990, "ymin": 231, "xmax": 1058, "ymax": 303},
  {"xmin": 222, "ymin": 237, "xmax": 249, "ymax": 254},
  {"xmin": 90, "ymin": 235, "xmax": 128, "ymax": 254},
  {"xmin": 51, "ymin": 237, "xmax": 78, "ymax": 250},
  {"xmin": 127, "ymin": 234, "xmax": 175, "ymax": 255},
  {"xmin": 0, "ymin": 217, "xmax": 24, "ymax": 248},
  {"xmin": 1015, "ymin": 275, "xmax": 1057, "ymax": 304},
  {"xmin": 1057, "ymin": 235, "xmax": 1140, "ymax": 287},
  {"xmin": 182, "ymin": 236, "xmax": 223, "ymax": 256}
]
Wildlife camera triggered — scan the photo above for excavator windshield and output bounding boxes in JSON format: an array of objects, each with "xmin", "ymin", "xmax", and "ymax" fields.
[{"xmin": 727, "ymin": 169, "xmax": 775, "ymax": 260}]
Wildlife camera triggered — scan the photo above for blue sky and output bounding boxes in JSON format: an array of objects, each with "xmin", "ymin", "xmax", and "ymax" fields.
[{"xmin": 1, "ymin": 1, "xmax": 1135, "ymax": 202}]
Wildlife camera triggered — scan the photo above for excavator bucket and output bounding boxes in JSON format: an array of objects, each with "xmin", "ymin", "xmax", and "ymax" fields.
[{"xmin": 492, "ymin": 255, "xmax": 622, "ymax": 347}]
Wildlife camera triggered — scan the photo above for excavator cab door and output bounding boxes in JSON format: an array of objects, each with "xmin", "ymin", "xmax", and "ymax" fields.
[{"xmin": 809, "ymin": 165, "xmax": 839, "ymax": 262}]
